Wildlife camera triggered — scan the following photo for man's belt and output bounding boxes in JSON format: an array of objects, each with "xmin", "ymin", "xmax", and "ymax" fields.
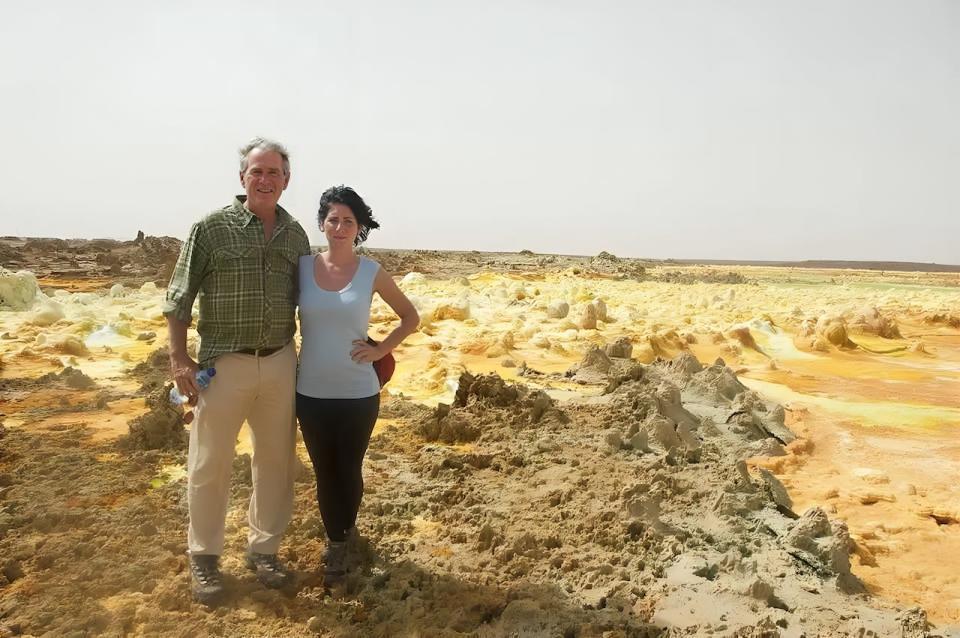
[{"xmin": 235, "ymin": 344, "xmax": 285, "ymax": 357}]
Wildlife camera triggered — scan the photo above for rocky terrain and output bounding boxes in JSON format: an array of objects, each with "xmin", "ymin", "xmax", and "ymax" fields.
[
  {"xmin": 2, "ymin": 349, "xmax": 944, "ymax": 637},
  {"xmin": 1, "ymin": 237, "xmax": 959, "ymax": 637}
]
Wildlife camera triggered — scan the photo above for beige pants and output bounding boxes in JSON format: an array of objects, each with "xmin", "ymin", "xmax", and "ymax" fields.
[{"xmin": 187, "ymin": 342, "xmax": 297, "ymax": 556}]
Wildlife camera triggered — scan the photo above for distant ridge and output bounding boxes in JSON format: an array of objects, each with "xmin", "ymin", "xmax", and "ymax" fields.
[
  {"xmin": 4, "ymin": 237, "xmax": 958, "ymax": 274},
  {"xmin": 666, "ymin": 259, "xmax": 960, "ymax": 273}
]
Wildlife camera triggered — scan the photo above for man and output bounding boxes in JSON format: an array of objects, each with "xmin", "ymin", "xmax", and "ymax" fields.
[{"xmin": 163, "ymin": 138, "xmax": 311, "ymax": 605}]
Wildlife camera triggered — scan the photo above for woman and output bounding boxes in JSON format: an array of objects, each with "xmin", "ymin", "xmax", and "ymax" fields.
[{"xmin": 296, "ymin": 185, "xmax": 419, "ymax": 583}]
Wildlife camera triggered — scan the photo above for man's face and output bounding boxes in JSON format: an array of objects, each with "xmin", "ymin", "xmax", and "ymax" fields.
[{"xmin": 240, "ymin": 148, "xmax": 289, "ymax": 211}]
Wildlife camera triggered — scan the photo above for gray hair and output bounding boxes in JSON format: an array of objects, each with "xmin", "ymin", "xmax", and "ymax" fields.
[{"xmin": 239, "ymin": 137, "xmax": 291, "ymax": 176}]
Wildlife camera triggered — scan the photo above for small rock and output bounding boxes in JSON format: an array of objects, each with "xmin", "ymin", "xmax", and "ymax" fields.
[
  {"xmin": 546, "ymin": 301, "xmax": 570, "ymax": 319},
  {"xmin": 591, "ymin": 298, "xmax": 608, "ymax": 322},
  {"xmin": 898, "ymin": 606, "xmax": 930, "ymax": 638},
  {"xmin": 629, "ymin": 430, "xmax": 650, "ymax": 453},
  {"xmin": 1, "ymin": 560, "xmax": 24, "ymax": 583},
  {"xmin": 854, "ymin": 491, "xmax": 896, "ymax": 505},
  {"xmin": 647, "ymin": 416, "xmax": 682, "ymax": 452},
  {"xmin": 759, "ymin": 468, "xmax": 793, "ymax": 512},
  {"xmin": 307, "ymin": 616, "xmax": 325, "ymax": 633},
  {"xmin": 604, "ymin": 430, "xmax": 622, "ymax": 450},
  {"xmin": 579, "ymin": 304, "xmax": 598, "ymax": 330},
  {"xmin": 604, "ymin": 337, "xmax": 632, "ymax": 359}
]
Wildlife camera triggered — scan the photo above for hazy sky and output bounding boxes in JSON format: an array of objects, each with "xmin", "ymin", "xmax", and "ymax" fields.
[{"xmin": 2, "ymin": 1, "xmax": 958, "ymax": 262}]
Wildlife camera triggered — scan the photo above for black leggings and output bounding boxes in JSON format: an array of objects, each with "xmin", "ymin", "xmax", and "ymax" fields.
[{"xmin": 295, "ymin": 393, "xmax": 380, "ymax": 542}]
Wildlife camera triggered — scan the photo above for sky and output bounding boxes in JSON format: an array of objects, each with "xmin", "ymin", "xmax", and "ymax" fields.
[{"xmin": 1, "ymin": 1, "xmax": 958, "ymax": 263}]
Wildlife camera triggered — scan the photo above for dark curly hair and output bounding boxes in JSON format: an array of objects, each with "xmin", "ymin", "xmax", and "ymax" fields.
[{"xmin": 317, "ymin": 185, "xmax": 380, "ymax": 246}]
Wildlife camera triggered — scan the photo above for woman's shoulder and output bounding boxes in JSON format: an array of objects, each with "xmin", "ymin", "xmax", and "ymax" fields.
[
  {"xmin": 359, "ymin": 255, "xmax": 382, "ymax": 271},
  {"xmin": 299, "ymin": 253, "xmax": 315, "ymax": 265}
]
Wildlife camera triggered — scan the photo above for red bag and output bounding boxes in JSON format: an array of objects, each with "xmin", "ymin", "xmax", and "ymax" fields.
[{"xmin": 367, "ymin": 337, "xmax": 395, "ymax": 387}]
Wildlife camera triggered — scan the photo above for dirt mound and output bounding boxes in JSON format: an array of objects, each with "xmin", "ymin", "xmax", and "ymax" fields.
[
  {"xmin": 136, "ymin": 236, "xmax": 182, "ymax": 283},
  {"xmin": 653, "ymin": 269, "xmax": 750, "ymax": 285},
  {"xmin": 850, "ymin": 306, "xmax": 902, "ymax": 339},
  {"xmin": 566, "ymin": 344, "xmax": 644, "ymax": 387},
  {"xmin": 633, "ymin": 330, "xmax": 689, "ymax": 363},
  {"xmin": 662, "ymin": 351, "xmax": 703, "ymax": 379},
  {"xmin": 799, "ymin": 313, "xmax": 910, "ymax": 354},
  {"xmin": 566, "ymin": 345, "xmax": 612, "ymax": 382},
  {"xmin": 784, "ymin": 507, "xmax": 861, "ymax": 592},
  {"xmin": 1, "ymin": 366, "xmax": 98, "ymax": 394},
  {"xmin": 727, "ymin": 326, "xmax": 766, "ymax": 354},
  {"xmin": 418, "ymin": 372, "xmax": 568, "ymax": 443},
  {"xmin": 923, "ymin": 312, "xmax": 960, "ymax": 329},
  {"xmin": 37, "ymin": 366, "xmax": 96, "ymax": 390},
  {"xmin": 605, "ymin": 336, "xmax": 633, "ymax": 358},
  {"xmin": 798, "ymin": 314, "xmax": 855, "ymax": 351},
  {"xmin": 584, "ymin": 251, "xmax": 647, "ymax": 280},
  {"xmin": 683, "ymin": 357, "xmax": 749, "ymax": 403},
  {"xmin": 128, "ymin": 346, "xmax": 170, "ymax": 392},
  {"xmin": 122, "ymin": 385, "xmax": 187, "ymax": 450}
]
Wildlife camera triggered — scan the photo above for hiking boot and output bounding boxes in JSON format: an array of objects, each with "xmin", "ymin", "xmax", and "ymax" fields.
[
  {"xmin": 323, "ymin": 541, "xmax": 347, "ymax": 584},
  {"xmin": 245, "ymin": 551, "xmax": 292, "ymax": 589},
  {"xmin": 190, "ymin": 554, "xmax": 224, "ymax": 605},
  {"xmin": 345, "ymin": 525, "xmax": 360, "ymax": 548}
]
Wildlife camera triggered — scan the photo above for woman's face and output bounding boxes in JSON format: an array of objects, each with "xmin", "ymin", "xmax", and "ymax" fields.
[{"xmin": 323, "ymin": 203, "xmax": 359, "ymax": 247}]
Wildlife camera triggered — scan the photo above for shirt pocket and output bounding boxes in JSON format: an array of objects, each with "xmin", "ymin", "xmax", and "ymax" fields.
[
  {"xmin": 267, "ymin": 246, "xmax": 300, "ymax": 274},
  {"xmin": 267, "ymin": 247, "xmax": 300, "ymax": 295},
  {"xmin": 211, "ymin": 245, "xmax": 259, "ymax": 295}
]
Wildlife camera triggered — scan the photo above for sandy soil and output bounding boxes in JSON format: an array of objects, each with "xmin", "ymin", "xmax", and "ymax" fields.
[{"xmin": 1, "ymin": 238, "xmax": 959, "ymax": 637}]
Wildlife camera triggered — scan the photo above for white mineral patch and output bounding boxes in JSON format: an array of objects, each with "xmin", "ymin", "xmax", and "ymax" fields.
[
  {"xmin": 86, "ymin": 325, "xmax": 130, "ymax": 348},
  {"xmin": 401, "ymin": 272, "xmax": 426, "ymax": 285},
  {"xmin": 0, "ymin": 269, "xmax": 41, "ymax": 310},
  {"xmin": 28, "ymin": 300, "xmax": 65, "ymax": 326}
]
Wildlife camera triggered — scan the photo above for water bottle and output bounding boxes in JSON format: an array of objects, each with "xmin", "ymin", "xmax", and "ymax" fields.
[{"xmin": 169, "ymin": 368, "xmax": 216, "ymax": 406}]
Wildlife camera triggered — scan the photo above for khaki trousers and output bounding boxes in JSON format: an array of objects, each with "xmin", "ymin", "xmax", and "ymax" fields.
[{"xmin": 187, "ymin": 342, "xmax": 297, "ymax": 556}]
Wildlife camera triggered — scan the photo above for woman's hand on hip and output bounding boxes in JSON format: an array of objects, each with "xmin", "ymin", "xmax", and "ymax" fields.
[{"xmin": 351, "ymin": 339, "xmax": 384, "ymax": 363}]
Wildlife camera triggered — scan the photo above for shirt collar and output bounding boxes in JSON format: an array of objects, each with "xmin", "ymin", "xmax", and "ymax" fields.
[{"xmin": 232, "ymin": 195, "xmax": 292, "ymax": 230}]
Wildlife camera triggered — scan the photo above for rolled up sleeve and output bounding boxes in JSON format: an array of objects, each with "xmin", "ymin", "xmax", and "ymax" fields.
[{"xmin": 163, "ymin": 222, "xmax": 209, "ymax": 325}]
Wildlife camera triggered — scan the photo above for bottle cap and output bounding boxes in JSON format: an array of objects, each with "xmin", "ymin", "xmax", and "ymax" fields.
[{"xmin": 206, "ymin": 368, "xmax": 217, "ymax": 377}]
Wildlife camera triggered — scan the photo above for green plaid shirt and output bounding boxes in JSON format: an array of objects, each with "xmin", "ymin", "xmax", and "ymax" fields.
[{"xmin": 163, "ymin": 196, "xmax": 311, "ymax": 368}]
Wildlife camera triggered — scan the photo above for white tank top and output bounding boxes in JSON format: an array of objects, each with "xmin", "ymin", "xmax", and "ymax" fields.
[{"xmin": 296, "ymin": 255, "xmax": 381, "ymax": 399}]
